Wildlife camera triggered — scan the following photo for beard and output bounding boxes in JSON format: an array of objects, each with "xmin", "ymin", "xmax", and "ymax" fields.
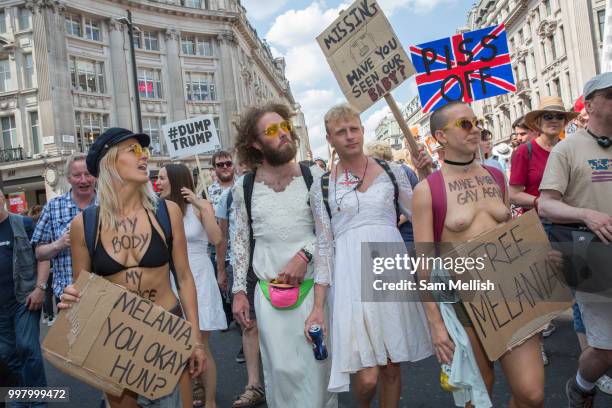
[
  {"xmin": 260, "ymin": 139, "xmax": 297, "ymax": 166},
  {"xmin": 216, "ymin": 171, "xmax": 234, "ymax": 183}
]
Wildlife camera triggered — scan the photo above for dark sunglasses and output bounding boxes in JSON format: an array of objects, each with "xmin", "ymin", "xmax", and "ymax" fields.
[
  {"xmin": 541, "ymin": 113, "xmax": 566, "ymax": 121},
  {"xmin": 215, "ymin": 160, "xmax": 233, "ymax": 168}
]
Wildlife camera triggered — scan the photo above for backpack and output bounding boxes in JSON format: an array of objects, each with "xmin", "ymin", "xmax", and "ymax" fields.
[
  {"xmin": 321, "ymin": 158, "xmax": 400, "ymax": 224},
  {"xmin": 242, "ymin": 163, "xmax": 313, "ymax": 270},
  {"xmin": 82, "ymin": 198, "xmax": 179, "ymax": 289},
  {"xmin": 426, "ymin": 165, "xmax": 506, "ymax": 244}
]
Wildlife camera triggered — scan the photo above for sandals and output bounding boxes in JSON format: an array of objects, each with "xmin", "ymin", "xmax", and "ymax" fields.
[
  {"xmin": 192, "ymin": 377, "xmax": 205, "ymax": 407},
  {"xmin": 232, "ymin": 385, "xmax": 266, "ymax": 408}
]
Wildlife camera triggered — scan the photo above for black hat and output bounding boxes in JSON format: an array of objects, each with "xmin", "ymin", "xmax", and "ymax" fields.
[{"xmin": 86, "ymin": 127, "xmax": 150, "ymax": 177}]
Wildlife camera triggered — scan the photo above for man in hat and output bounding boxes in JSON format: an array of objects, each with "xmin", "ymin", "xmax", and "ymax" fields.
[
  {"xmin": 539, "ymin": 72, "xmax": 612, "ymax": 407},
  {"xmin": 509, "ymin": 96, "xmax": 578, "ymax": 218}
]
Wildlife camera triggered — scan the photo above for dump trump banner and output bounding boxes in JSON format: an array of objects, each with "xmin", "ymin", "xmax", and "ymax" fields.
[
  {"xmin": 410, "ymin": 24, "xmax": 516, "ymax": 113},
  {"xmin": 162, "ymin": 115, "xmax": 221, "ymax": 159},
  {"xmin": 317, "ymin": 0, "xmax": 415, "ymax": 112}
]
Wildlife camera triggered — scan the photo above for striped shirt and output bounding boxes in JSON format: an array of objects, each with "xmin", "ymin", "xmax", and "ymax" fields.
[{"xmin": 31, "ymin": 190, "xmax": 96, "ymax": 298}]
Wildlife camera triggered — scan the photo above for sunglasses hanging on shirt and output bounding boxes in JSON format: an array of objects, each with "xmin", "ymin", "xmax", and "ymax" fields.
[{"xmin": 586, "ymin": 129, "xmax": 612, "ymax": 148}]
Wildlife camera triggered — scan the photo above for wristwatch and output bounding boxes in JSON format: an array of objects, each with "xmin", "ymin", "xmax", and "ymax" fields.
[
  {"xmin": 36, "ymin": 282, "xmax": 48, "ymax": 291},
  {"xmin": 300, "ymin": 248, "xmax": 313, "ymax": 263}
]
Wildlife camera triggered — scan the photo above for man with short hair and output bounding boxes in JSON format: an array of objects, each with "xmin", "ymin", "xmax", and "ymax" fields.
[
  {"xmin": 306, "ymin": 105, "xmax": 432, "ymax": 405},
  {"xmin": 539, "ymin": 72, "xmax": 612, "ymax": 407},
  {"xmin": 232, "ymin": 102, "xmax": 336, "ymax": 408},
  {"xmin": 512, "ymin": 116, "xmax": 538, "ymax": 145},
  {"xmin": 32, "ymin": 154, "xmax": 96, "ymax": 300},
  {"xmin": 0, "ymin": 189, "xmax": 49, "ymax": 404}
]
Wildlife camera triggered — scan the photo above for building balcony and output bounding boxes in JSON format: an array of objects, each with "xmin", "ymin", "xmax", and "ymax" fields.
[
  {"xmin": 496, "ymin": 94, "xmax": 510, "ymax": 110},
  {"xmin": 516, "ymin": 79, "xmax": 531, "ymax": 96},
  {"xmin": 483, "ymin": 104, "xmax": 494, "ymax": 116},
  {"xmin": 0, "ymin": 147, "xmax": 23, "ymax": 163}
]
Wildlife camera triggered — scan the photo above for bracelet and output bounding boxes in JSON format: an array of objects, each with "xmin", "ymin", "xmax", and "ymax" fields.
[{"xmin": 296, "ymin": 251, "xmax": 309, "ymax": 264}]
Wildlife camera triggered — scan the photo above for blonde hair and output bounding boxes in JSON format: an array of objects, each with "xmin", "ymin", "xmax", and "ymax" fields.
[
  {"xmin": 365, "ymin": 141, "xmax": 393, "ymax": 161},
  {"xmin": 324, "ymin": 104, "xmax": 361, "ymax": 134},
  {"xmin": 96, "ymin": 146, "xmax": 157, "ymax": 229}
]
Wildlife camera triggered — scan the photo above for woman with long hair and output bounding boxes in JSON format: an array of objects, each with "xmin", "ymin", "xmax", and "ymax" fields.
[
  {"xmin": 157, "ymin": 163, "xmax": 223, "ymax": 408},
  {"xmin": 59, "ymin": 128, "xmax": 206, "ymax": 408}
]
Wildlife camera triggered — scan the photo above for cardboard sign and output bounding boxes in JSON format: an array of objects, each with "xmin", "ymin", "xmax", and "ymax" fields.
[
  {"xmin": 8, "ymin": 192, "xmax": 27, "ymax": 214},
  {"xmin": 410, "ymin": 24, "xmax": 516, "ymax": 113},
  {"xmin": 317, "ymin": 0, "xmax": 414, "ymax": 112},
  {"xmin": 42, "ymin": 272, "xmax": 194, "ymax": 399},
  {"xmin": 448, "ymin": 210, "xmax": 572, "ymax": 361},
  {"xmin": 162, "ymin": 115, "xmax": 221, "ymax": 159}
]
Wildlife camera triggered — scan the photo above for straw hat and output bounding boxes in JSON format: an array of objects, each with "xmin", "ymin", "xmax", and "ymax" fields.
[
  {"xmin": 492, "ymin": 142, "xmax": 512, "ymax": 160},
  {"xmin": 524, "ymin": 96, "xmax": 578, "ymax": 132}
]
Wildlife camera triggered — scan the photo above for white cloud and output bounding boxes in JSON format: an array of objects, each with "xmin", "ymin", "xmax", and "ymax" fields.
[
  {"xmin": 363, "ymin": 106, "xmax": 391, "ymax": 141},
  {"xmin": 241, "ymin": 0, "xmax": 288, "ymax": 20},
  {"xmin": 284, "ymin": 43, "xmax": 329, "ymax": 87},
  {"xmin": 378, "ymin": 0, "xmax": 453, "ymax": 15},
  {"xmin": 266, "ymin": 2, "xmax": 351, "ymax": 48}
]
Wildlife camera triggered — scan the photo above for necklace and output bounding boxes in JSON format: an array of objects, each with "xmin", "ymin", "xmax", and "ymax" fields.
[
  {"xmin": 586, "ymin": 129, "xmax": 612, "ymax": 148},
  {"xmin": 334, "ymin": 156, "xmax": 368, "ymax": 213},
  {"xmin": 444, "ymin": 155, "xmax": 475, "ymax": 166}
]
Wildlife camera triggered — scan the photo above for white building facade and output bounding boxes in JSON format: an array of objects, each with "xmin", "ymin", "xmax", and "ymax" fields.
[
  {"xmin": 467, "ymin": 0, "xmax": 608, "ymax": 144},
  {"xmin": 0, "ymin": 0, "xmax": 309, "ymax": 205}
]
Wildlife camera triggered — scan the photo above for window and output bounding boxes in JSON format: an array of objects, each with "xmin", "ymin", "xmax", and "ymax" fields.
[
  {"xmin": 544, "ymin": 0, "xmax": 551, "ymax": 16},
  {"xmin": 181, "ymin": 36, "xmax": 212, "ymax": 56},
  {"xmin": 142, "ymin": 116, "xmax": 166, "ymax": 155},
  {"xmin": 18, "ymin": 8, "xmax": 31, "ymax": 30},
  {"xmin": 0, "ymin": 12, "xmax": 6, "ymax": 33},
  {"xmin": 133, "ymin": 33, "xmax": 142, "ymax": 49},
  {"xmin": 65, "ymin": 14, "xmax": 81, "ymax": 37},
  {"xmin": 185, "ymin": 72, "xmax": 216, "ymax": 101},
  {"xmin": 0, "ymin": 59, "xmax": 10, "ymax": 92},
  {"xmin": 75, "ymin": 112, "xmax": 109, "ymax": 152},
  {"xmin": 30, "ymin": 111, "xmax": 41, "ymax": 154},
  {"xmin": 549, "ymin": 36, "xmax": 557, "ymax": 61},
  {"xmin": 1, "ymin": 116, "xmax": 17, "ymax": 149},
  {"xmin": 598, "ymin": 9, "xmax": 606, "ymax": 42},
  {"xmin": 182, "ymin": 0, "xmax": 202, "ymax": 8},
  {"xmin": 24, "ymin": 53, "xmax": 34, "ymax": 88},
  {"xmin": 70, "ymin": 57, "xmax": 105, "ymax": 93},
  {"xmin": 517, "ymin": 29, "xmax": 523, "ymax": 44},
  {"xmin": 84, "ymin": 18, "xmax": 100, "ymax": 41},
  {"xmin": 138, "ymin": 68, "xmax": 162, "ymax": 99},
  {"xmin": 558, "ymin": 26, "xmax": 566, "ymax": 56},
  {"xmin": 143, "ymin": 31, "xmax": 159, "ymax": 51},
  {"xmin": 553, "ymin": 78, "xmax": 561, "ymax": 97}
]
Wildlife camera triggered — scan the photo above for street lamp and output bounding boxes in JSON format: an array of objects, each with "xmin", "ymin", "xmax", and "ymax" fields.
[{"xmin": 117, "ymin": 10, "xmax": 143, "ymax": 133}]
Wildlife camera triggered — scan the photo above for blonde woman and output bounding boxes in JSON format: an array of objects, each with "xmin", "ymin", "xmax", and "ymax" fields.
[{"xmin": 59, "ymin": 128, "xmax": 205, "ymax": 408}]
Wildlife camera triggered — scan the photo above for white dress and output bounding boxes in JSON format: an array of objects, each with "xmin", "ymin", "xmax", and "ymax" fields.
[
  {"xmin": 183, "ymin": 204, "xmax": 227, "ymax": 331},
  {"xmin": 310, "ymin": 162, "xmax": 433, "ymax": 393},
  {"xmin": 232, "ymin": 169, "xmax": 337, "ymax": 408}
]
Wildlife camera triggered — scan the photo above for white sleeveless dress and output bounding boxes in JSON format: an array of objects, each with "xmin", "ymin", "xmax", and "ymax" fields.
[{"xmin": 181, "ymin": 204, "xmax": 227, "ymax": 331}]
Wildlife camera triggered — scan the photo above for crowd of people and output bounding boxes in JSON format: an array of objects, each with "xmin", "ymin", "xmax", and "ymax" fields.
[{"xmin": 0, "ymin": 72, "xmax": 611, "ymax": 408}]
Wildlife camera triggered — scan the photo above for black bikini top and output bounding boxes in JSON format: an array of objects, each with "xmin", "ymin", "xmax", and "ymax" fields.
[{"xmin": 92, "ymin": 210, "xmax": 169, "ymax": 276}]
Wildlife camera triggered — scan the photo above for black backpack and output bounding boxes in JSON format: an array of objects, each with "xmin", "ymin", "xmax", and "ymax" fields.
[
  {"xmin": 242, "ymin": 163, "xmax": 313, "ymax": 270},
  {"xmin": 82, "ymin": 198, "xmax": 179, "ymax": 289},
  {"xmin": 321, "ymin": 158, "xmax": 399, "ymax": 223}
]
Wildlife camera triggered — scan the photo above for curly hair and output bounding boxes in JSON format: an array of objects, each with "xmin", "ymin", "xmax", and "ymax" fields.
[{"xmin": 234, "ymin": 101, "xmax": 300, "ymax": 169}]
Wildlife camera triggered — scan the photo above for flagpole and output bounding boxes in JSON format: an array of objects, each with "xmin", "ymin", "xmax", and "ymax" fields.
[{"xmin": 384, "ymin": 94, "xmax": 430, "ymax": 180}]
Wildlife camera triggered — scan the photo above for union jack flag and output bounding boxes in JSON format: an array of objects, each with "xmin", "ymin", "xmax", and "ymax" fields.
[{"xmin": 410, "ymin": 24, "xmax": 516, "ymax": 113}]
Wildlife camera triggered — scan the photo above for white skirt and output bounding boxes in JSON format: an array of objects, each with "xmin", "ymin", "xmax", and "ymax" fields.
[{"xmin": 328, "ymin": 224, "xmax": 433, "ymax": 393}]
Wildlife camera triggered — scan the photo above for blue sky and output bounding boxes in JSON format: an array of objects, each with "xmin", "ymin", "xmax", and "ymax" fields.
[{"xmin": 241, "ymin": 0, "xmax": 474, "ymax": 158}]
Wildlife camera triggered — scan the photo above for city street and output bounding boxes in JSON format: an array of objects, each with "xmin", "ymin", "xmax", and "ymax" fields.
[{"xmin": 42, "ymin": 311, "xmax": 612, "ymax": 407}]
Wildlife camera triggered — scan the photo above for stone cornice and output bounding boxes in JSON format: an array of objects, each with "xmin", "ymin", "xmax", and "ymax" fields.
[
  {"xmin": 106, "ymin": 0, "xmax": 238, "ymax": 22},
  {"xmin": 25, "ymin": 0, "xmax": 64, "ymax": 14}
]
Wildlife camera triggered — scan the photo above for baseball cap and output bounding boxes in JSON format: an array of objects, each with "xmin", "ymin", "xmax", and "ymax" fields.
[
  {"xmin": 86, "ymin": 127, "xmax": 150, "ymax": 177},
  {"xmin": 583, "ymin": 72, "xmax": 612, "ymax": 100}
]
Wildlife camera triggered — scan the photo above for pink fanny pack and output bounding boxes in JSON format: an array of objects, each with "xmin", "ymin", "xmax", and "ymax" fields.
[{"xmin": 259, "ymin": 279, "xmax": 314, "ymax": 310}]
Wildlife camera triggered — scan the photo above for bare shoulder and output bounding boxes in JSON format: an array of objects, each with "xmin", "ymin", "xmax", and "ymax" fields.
[{"xmin": 71, "ymin": 212, "xmax": 84, "ymax": 231}]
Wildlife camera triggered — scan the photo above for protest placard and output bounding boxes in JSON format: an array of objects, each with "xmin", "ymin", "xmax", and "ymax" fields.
[
  {"xmin": 42, "ymin": 271, "xmax": 195, "ymax": 399},
  {"xmin": 162, "ymin": 115, "xmax": 221, "ymax": 159},
  {"xmin": 317, "ymin": 0, "xmax": 414, "ymax": 112},
  {"xmin": 448, "ymin": 210, "xmax": 573, "ymax": 361},
  {"xmin": 410, "ymin": 23, "xmax": 516, "ymax": 113}
]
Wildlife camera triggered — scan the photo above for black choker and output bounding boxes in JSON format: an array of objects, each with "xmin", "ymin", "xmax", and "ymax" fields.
[
  {"xmin": 444, "ymin": 155, "xmax": 475, "ymax": 166},
  {"xmin": 586, "ymin": 129, "xmax": 612, "ymax": 148}
]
